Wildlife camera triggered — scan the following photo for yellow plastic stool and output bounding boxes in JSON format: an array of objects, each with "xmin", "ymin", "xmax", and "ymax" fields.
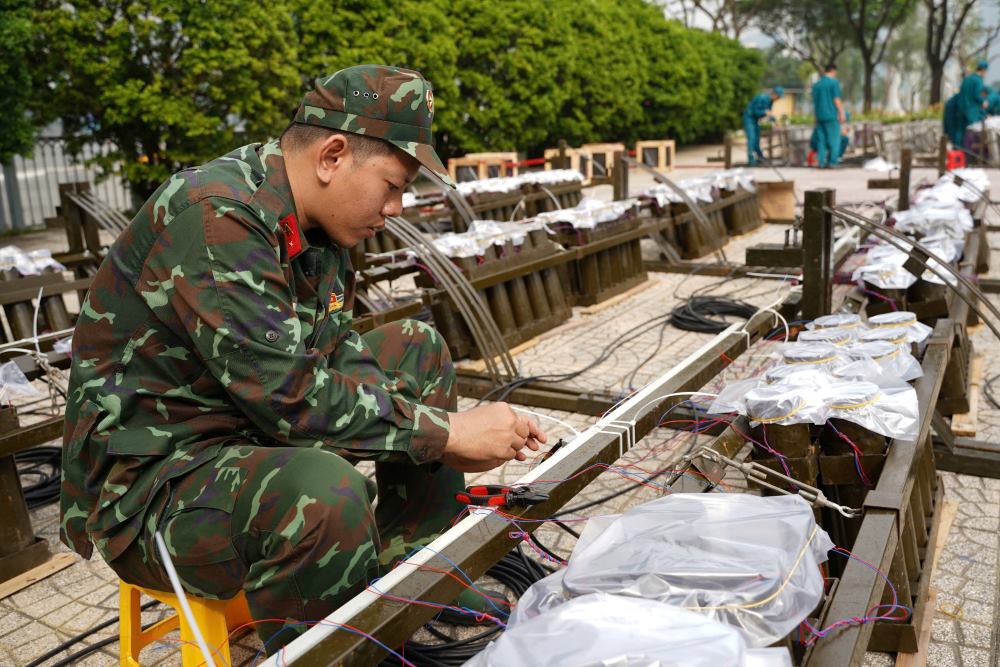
[{"xmin": 119, "ymin": 580, "xmax": 253, "ymax": 666}]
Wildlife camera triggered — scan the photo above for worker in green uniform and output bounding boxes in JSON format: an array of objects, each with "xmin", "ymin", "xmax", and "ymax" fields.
[
  {"xmin": 957, "ymin": 60, "xmax": 989, "ymax": 149},
  {"xmin": 985, "ymin": 86, "xmax": 1000, "ymax": 116},
  {"xmin": 944, "ymin": 92, "xmax": 964, "ymax": 147},
  {"xmin": 811, "ymin": 64, "xmax": 846, "ymax": 168},
  {"xmin": 742, "ymin": 86, "xmax": 784, "ymax": 166},
  {"xmin": 59, "ymin": 64, "xmax": 547, "ymax": 652}
]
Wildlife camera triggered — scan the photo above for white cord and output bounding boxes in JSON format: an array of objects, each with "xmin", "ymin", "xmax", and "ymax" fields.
[
  {"xmin": 153, "ymin": 532, "xmax": 219, "ymax": 667},
  {"xmin": 510, "ymin": 406, "xmax": 581, "ymax": 436}
]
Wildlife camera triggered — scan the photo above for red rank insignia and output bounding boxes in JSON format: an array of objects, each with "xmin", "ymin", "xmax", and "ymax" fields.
[{"xmin": 281, "ymin": 214, "xmax": 302, "ymax": 258}]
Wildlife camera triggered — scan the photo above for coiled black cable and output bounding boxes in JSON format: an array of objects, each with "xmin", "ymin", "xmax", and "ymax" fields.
[
  {"xmin": 668, "ymin": 296, "xmax": 758, "ymax": 334},
  {"xmin": 15, "ymin": 445, "xmax": 62, "ymax": 509}
]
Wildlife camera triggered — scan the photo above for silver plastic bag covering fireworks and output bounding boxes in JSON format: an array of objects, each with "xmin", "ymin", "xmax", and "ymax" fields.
[
  {"xmin": 465, "ymin": 593, "xmax": 797, "ymax": 667},
  {"xmin": 851, "ymin": 244, "xmax": 918, "ymax": 290},
  {"xmin": 455, "ymin": 169, "xmax": 583, "ymax": 196},
  {"xmin": 0, "ymin": 360, "xmax": 41, "ymax": 403},
  {"xmin": 805, "ymin": 312, "xmax": 862, "ymax": 332},
  {"xmin": 820, "ymin": 380, "xmax": 918, "ymax": 440},
  {"xmin": 796, "ymin": 327, "xmax": 854, "ymax": 346},
  {"xmin": 866, "ymin": 311, "xmax": 932, "ymax": 345},
  {"xmin": 778, "ymin": 341, "xmax": 851, "ymax": 374},
  {"xmin": 709, "ymin": 382, "xmax": 827, "ymax": 425},
  {"xmin": 892, "ymin": 206, "xmax": 973, "ymax": 239},
  {"xmin": 837, "ymin": 340, "xmax": 923, "ymax": 384},
  {"xmin": 762, "ymin": 365, "xmax": 835, "ymax": 387},
  {"xmin": 429, "ymin": 219, "xmax": 546, "ymax": 258},
  {"xmin": 534, "ymin": 198, "xmax": 638, "ymax": 230},
  {"xmin": 0, "ymin": 246, "xmax": 66, "ymax": 276},
  {"xmin": 547, "ymin": 494, "xmax": 833, "ymax": 648}
]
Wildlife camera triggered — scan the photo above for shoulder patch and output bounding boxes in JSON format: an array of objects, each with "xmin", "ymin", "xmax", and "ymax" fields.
[{"xmin": 281, "ymin": 214, "xmax": 303, "ymax": 258}]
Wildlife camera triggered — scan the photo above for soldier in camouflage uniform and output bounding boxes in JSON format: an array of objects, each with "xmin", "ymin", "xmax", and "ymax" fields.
[{"xmin": 60, "ymin": 65, "xmax": 546, "ymax": 651}]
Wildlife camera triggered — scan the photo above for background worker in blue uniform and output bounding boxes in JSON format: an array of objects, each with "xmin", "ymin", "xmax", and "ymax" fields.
[
  {"xmin": 742, "ymin": 86, "xmax": 784, "ymax": 165},
  {"xmin": 811, "ymin": 63, "xmax": 846, "ymax": 168},
  {"xmin": 957, "ymin": 60, "xmax": 989, "ymax": 149},
  {"xmin": 943, "ymin": 92, "xmax": 964, "ymax": 147},
  {"xmin": 985, "ymin": 86, "xmax": 1000, "ymax": 116}
]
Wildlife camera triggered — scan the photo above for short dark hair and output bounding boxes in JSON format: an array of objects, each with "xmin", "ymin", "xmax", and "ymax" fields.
[
  {"xmin": 280, "ymin": 123, "xmax": 398, "ymax": 163},
  {"xmin": 825, "ymin": 63, "xmax": 837, "ymax": 72}
]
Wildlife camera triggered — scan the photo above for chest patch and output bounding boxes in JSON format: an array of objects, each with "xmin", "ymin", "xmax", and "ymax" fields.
[{"xmin": 328, "ymin": 291, "xmax": 344, "ymax": 313}]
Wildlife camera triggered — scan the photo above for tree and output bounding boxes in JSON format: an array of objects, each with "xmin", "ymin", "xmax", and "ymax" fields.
[
  {"xmin": 924, "ymin": 0, "xmax": 984, "ymax": 104},
  {"xmin": 31, "ymin": 0, "xmax": 301, "ymax": 201},
  {"xmin": 0, "ymin": 0, "xmax": 35, "ymax": 163},
  {"xmin": 750, "ymin": 0, "xmax": 852, "ymax": 71},
  {"xmin": 659, "ymin": 0, "xmax": 764, "ymax": 40},
  {"xmin": 838, "ymin": 0, "xmax": 918, "ymax": 111},
  {"xmin": 760, "ymin": 45, "xmax": 807, "ymax": 90}
]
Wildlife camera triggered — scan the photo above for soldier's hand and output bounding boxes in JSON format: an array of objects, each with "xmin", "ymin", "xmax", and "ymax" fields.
[{"xmin": 441, "ymin": 403, "xmax": 547, "ymax": 473}]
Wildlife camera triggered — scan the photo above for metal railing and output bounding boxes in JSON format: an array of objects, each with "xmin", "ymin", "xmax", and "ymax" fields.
[{"xmin": 0, "ymin": 136, "xmax": 132, "ymax": 233}]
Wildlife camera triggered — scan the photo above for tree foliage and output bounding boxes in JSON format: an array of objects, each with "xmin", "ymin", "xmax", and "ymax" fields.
[
  {"xmin": 31, "ymin": 0, "xmax": 301, "ymax": 198},
  {"xmin": 25, "ymin": 0, "xmax": 763, "ymax": 198},
  {"xmin": 0, "ymin": 0, "xmax": 35, "ymax": 164}
]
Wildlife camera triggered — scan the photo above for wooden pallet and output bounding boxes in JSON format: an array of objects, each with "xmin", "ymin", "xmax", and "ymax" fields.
[{"xmin": 950, "ymin": 355, "xmax": 983, "ymax": 437}]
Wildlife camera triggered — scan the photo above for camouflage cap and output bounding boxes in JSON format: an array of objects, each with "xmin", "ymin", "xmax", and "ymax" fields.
[{"xmin": 294, "ymin": 65, "xmax": 454, "ymax": 187}]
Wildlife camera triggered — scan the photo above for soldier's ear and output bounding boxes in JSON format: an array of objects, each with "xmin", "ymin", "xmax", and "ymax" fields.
[{"xmin": 315, "ymin": 133, "xmax": 351, "ymax": 185}]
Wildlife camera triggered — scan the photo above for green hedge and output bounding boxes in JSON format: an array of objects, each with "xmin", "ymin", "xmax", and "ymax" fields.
[{"xmin": 30, "ymin": 0, "xmax": 763, "ymax": 197}]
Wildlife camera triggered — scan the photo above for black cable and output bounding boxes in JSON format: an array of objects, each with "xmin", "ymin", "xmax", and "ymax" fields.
[
  {"xmin": 668, "ymin": 296, "xmax": 758, "ymax": 334},
  {"xmin": 24, "ymin": 600, "xmax": 160, "ymax": 667},
  {"xmin": 15, "ymin": 446, "xmax": 62, "ymax": 509},
  {"xmin": 380, "ymin": 548, "xmax": 549, "ymax": 666}
]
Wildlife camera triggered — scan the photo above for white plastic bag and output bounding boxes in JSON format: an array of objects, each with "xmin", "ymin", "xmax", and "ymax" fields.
[
  {"xmin": 467, "ymin": 594, "xmax": 750, "ymax": 667},
  {"xmin": 866, "ymin": 311, "xmax": 932, "ymax": 344},
  {"xmin": 559, "ymin": 494, "xmax": 833, "ymax": 647},
  {"xmin": 821, "ymin": 381, "xmax": 919, "ymax": 440}
]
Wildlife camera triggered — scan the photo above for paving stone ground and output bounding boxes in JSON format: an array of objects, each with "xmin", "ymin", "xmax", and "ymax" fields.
[{"xmin": 3, "ymin": 160, "xmax": 1000, "ymax": 666}]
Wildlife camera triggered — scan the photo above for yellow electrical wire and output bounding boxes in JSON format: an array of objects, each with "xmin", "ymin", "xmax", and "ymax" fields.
[
  {"xmin": 785, "ymin": 355, "xmax": 838, "ymax": 365},
  {"xmin": 751, "ymin": 398, "xmax": 808, "ymax": 423},
  {"xmin": 830, "ymin": 393, "xmax": 881, "ymax": 410},
  {"xmin": 687, "ymin": 525, "xmax": 819, "ymax": 611}
]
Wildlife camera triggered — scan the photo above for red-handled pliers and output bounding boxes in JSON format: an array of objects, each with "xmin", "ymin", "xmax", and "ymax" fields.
[{"xmin": 455, "ymin": 484, "xmax": 549, "ymax": 508}]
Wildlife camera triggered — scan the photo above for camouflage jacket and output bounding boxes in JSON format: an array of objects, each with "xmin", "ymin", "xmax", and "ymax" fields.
[{"xmin": 60, "ymin": 141, "xmax": 451, "ymax": 561}]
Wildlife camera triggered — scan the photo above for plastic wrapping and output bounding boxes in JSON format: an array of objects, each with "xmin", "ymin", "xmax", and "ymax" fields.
[
  {"xmin": 455, "ymin": 169, "xmax": 583, "ymax": 196},
  {"xmin": 858, "ymin": 327, "xmax": 911, "ymax": 347},
  {"xmin": 466, "ymin": 593, "xmax": 750, "ymax": 667},
  {"xmin": 54, "ymin": 336, "xmax": 74, "ymax": 356},
  {"xmin": 780, "ymin": 342, "xmax": 849, "ymax": 375},
  {"xmin": 743, "ymin": 384, "xmax": 825, "ymax": 425},
  {"xmin": 0, "ymin": 246, "xmax": 66, "ymax": 276},
  {"xmin": 840, "ymin": 340, "xmax": 923, "ymax": 383},
  {"xmin": 534, "ymin": 198, "xmax": 637, "ymax": 230},
  {"xmin": 867, "ymin": 311, "xmax": 932, "ymax": 344},
  {"xmin": 863, "ymin": 157, "xmax": 897, "ymax": 172},
  {"xmin": 430, "ymin": 219, "xmax": 546, "ymax": 258},
  {"xmin": 556, "ymin": 494, "xmax": 833, "ymax": 647},
  {"xmin": 713, "ymin": 168, "xmax": 756, "ymax": 193},
  {"xmin": 852, "ymin": 255, "xmax": 918, "ymax": 290},
  {"xmin": 806, "ymin": 313, "xmax": 862, "ymax": 331},
  {"xmin": 0, "ymin": 360, "xmax": 41, "ymax": 402},
  {"xmin": 644, "ymin": 177, "xmax": 715, "ymax": 206},
  {"xmin": 762, "ymin": 365, "xmax": 834, "ymax": 387},
  {"xmin": 820, "ymin": 381, "xmax": 918, "ymax": 440},
  {"xmin": 746, "ymin": 649, "xmax": 794, "ymax": 667},
  {"xmin": 797, "ymin": 328, "xmax": 853, "ymax": 346}
]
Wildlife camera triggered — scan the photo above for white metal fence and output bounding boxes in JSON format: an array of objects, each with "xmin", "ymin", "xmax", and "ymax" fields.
[{"xmin": 0, "ymin": 136, "xmax": 132, "ymax": 233}]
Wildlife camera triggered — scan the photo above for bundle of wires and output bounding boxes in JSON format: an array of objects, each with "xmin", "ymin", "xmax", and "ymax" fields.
[
  {"xmin": 668, "ymin": 296, "xmax": 758, "ymax": 334},
  {"xmin": 16, "ymin": 445, "xmax": 62, "ymax": 509},
  {"xmin": 380, "ymin": 548, "xmax": 551, "ymax": 667}
]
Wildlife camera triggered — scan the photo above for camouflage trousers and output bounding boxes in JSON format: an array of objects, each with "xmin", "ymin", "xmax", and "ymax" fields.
[{"xmin": 107, "ymin": 321, "xmax": 464, "ymax": 652}]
